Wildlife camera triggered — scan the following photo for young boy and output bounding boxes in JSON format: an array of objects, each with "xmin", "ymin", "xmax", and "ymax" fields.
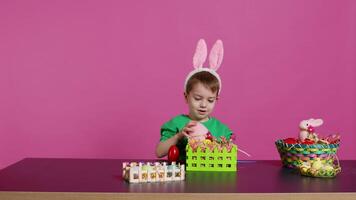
[{"xmin": 155, "ymin": 39, "xmax": 232, "ymax": 160}]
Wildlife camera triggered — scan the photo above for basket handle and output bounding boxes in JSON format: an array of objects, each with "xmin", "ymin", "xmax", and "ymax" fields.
[{"xmin": 332, "ymin": 153, "xmax": 340, "ymax": 168}]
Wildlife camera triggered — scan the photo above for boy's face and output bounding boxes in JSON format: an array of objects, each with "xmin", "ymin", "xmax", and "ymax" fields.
[{"xmin": 185, "ymin": 82, "xmax": 218, "ymax": 122}]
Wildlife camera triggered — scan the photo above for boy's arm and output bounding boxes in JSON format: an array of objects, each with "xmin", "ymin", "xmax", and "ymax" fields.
[
  {"xmin": 155, "ymin": 132, "xmax": 184, "ymax": 158},
  {"xmin": 155, "ymin": 121, "xmax": 196, "ymax": 158}
]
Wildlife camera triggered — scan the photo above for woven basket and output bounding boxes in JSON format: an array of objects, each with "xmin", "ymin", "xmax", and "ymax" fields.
[{"xmin": 275, "ymin": 139, "xmax": 340, "ymax": 168}]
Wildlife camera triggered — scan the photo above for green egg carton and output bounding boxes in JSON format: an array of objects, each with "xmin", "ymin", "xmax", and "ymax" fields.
[{"xmin": 185, "ymin": 145, "xmax": 237, "ymax": 171}]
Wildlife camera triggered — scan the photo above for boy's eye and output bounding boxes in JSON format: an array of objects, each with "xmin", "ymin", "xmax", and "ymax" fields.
[
  {"xmin": 194, "ymin": 97, "xmax": 201, "ymax": 101},
  {"xmin": 208, "ymin": 99, "xmax": 215, "ymax": 103}
]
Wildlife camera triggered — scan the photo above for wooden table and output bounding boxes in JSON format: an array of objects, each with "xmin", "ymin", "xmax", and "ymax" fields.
[{"xmin": 0, "ymin": 158, "xmax": 355, "ymax": 200}]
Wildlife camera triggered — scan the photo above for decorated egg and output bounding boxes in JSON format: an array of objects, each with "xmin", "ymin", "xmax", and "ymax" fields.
[
  {"xmin": 168, "ymin": 145, "xmax": 179, "ymax": 162},
  {"xmin": 311, "ymin": 158, "xmax": 322, "ymax": 170}
]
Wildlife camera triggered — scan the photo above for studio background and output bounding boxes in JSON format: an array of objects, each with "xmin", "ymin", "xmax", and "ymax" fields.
[{"xmin": 1, "ymin": 0, "xmax": 355, "ymax": 169}]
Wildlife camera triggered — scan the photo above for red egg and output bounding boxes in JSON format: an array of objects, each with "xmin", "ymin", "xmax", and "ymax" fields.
[
  {"xmin": 283, "ymin": 138, "xmax": 297, "ymax": 144},
  {"xmin": 206, "ymin": 132, "xmax": 213, "ymax": 141},
  {"xmin": 302, "ymin": 139, "xmax": 315, "ymax": 145},
  {"xmin": 168, "ymin": 145, "xmax": 179, "ymax": 162}
]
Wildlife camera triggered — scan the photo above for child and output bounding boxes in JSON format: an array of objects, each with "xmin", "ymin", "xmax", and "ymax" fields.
[{"xmin": 155, "ymin": 39, "xmax": 232, "ymax": 161}]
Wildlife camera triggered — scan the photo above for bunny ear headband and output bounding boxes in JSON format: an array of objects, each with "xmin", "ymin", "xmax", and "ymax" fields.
[{"xmin": 184, "ymin": 39, "xmax": 224, "ymax": 94}]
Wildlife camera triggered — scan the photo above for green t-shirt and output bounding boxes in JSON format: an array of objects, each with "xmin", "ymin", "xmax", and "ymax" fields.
[{"xmin": 160, "ymin": 114, "xmax": 233, "ymax": 161}]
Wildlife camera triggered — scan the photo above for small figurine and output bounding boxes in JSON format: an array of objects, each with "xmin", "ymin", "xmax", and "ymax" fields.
[
  {"xmin": 122, "ymin": 161, "xmax": 185, "ymax": 183},
  {"xmin": 299, "ymin": 118, "xmax": 323, "ymax": 142}
]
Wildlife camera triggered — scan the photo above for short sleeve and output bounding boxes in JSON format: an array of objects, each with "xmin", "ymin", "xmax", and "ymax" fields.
[{"xmin": 160, "ymin": 119, "xmax": 179, "ymax": 142}]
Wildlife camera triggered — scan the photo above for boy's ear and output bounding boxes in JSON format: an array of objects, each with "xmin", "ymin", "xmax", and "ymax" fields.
[{"xmin": 184, "ymin": 92, "xmax": 188, "ymax": 101}]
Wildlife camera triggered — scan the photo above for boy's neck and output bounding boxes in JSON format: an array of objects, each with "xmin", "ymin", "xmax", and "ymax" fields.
[{"xmin": 187, "ymin": 114, "xmax": 210, "ymax": 123}]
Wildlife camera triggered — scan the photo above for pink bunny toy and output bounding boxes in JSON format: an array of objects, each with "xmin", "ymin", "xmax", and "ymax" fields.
[
  {"xmin": 184, "ymin": 39, "xmax": 224, "ymax": 94},
  {"xmin": 299, "ymin": 118, "xmax": 323, "ymax": 142},
  {"xmin": 186, "ymin": 122, "xmax": 209, "ymax": 143}
]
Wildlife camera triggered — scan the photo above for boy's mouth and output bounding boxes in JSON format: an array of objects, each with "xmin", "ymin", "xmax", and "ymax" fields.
[{"xmin": 197, "ymin": 109, "xmax": 207, "ymax": 114}]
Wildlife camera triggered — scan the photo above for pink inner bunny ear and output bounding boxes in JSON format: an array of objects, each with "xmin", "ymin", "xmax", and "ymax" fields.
[
  {"xmin": 193, "ymin": 39, "xmax": 207, "ymax": 69},
  {"xmin": 209, "ymin": 40, "xmax": 224, "ymax": 71}
]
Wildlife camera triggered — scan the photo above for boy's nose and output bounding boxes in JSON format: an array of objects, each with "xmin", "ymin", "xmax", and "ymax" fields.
[{"xmin": 200, "ymin": 101, "xmax": 207, "ymax": 108}]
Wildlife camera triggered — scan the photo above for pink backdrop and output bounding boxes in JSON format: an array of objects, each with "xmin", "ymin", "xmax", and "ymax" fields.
[{"xmin": 1, "ymin": 0, "xmax": 355, "ymax": 169}]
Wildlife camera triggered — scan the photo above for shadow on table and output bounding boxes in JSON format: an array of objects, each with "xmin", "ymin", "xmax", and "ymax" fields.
[
  {"xmin": 276, "ymin": 166, "xmax": 342, "ymax": 193},
  {"xmin": 127, "ymin": 171, "xmax": 237, "ymax": 193},
  {"xmin": 184, "ymin": 171, "xmax": 237, "ymax": 192}
]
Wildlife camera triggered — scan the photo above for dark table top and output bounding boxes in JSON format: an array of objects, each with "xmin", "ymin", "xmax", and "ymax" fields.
[{"xmin": 0, "ymin": 158, "xmax": 355, "ymax": 193}]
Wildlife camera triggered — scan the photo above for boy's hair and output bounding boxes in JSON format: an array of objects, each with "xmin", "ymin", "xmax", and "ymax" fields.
[{"xmin": 185, "ymin": 71, "xmax": 220, "ymax": 95}]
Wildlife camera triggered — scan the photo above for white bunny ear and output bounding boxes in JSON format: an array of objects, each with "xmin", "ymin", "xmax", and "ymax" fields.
[
  {"xmin": 209, "ymin": 40, "xmax": 224, "ymax": 71},
  {"xmin": 193, "ymin": 39, "xmax": 208, "ymax": 69},
  {"xmin": 311, "ymin": 119, "xmax": 323, "ymax": 127}
]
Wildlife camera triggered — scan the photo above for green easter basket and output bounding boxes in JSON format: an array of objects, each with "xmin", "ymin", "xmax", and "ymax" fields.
[
  {"xmin": 275, "ymin": 139, "xmax": 340, "ymax": 168},
  {"xmin": 185, "ymin": 145, "xmax": 237, "ymax": 171}
]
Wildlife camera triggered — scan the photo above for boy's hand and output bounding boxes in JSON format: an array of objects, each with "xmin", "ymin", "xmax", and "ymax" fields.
[{"xmin": 181, "ymin": 121, "xmax": 197, "ymax": 138}]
